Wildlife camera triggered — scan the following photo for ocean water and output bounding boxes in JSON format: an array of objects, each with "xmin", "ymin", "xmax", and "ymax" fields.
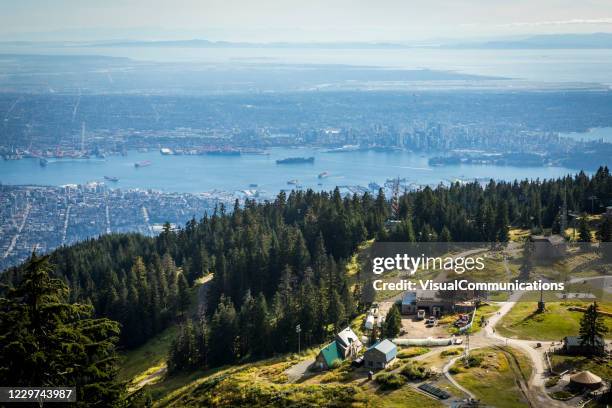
[
  {"xmin": 0, "ymin": 148, "xmax": 590, "ymax": 195},
  {"xmin": 1, "ymin": 45, "xmax": 612, "ymax": 85}
]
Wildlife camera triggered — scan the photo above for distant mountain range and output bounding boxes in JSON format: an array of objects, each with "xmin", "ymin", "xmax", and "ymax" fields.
[
  {"xmin": 2, "ymin": 33, "xmax": 612, "ymax": 50},
  {"xmin": 448, "ymin": 33, "xmax": 612, "ymax": 49},
  {"xmin": 77, "ymin": 33, "xmax": 612, "ymax": 49},
  {"xmin": 84, "ymin": 39, "xmax": 408, "ymax": 49}
]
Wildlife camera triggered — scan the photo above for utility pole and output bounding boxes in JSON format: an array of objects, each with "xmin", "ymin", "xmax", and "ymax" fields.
[
  {"xmin": 464, "ymin": 332, "xmax": 470, "ymax": 363},
  {"xmin": 560, "ymin": 187, "xmax": 567, "ymax": 236},
  {"xmin": 296, "ymin": 324, "xmax": 301, "ymax": 354},
  {"xmin": 537, "ymin": 284, "xmax": 545, "ymax": 313},
  {"xmin": 391, "ymin": 177, "xmax": 400, "ymax": 220},
  {"xmin": 588, "ymin": 195, "xmax": 598, "ymax": 213}
]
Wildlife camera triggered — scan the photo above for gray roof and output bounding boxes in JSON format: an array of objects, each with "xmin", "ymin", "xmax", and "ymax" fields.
[{"xmin": 367, "ymin": 339, "xmax": 397, "ymax": 361}]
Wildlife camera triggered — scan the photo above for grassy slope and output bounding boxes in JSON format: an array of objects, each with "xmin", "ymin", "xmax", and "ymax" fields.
[
  {"xmin": 497, "ymin": 301, "xmax": 612, "ymax": 341},
  {"xmin": 153, "ymin": 355, "xmax": 445, "ymax": 408},
  {"xmin": 119, "ymin": 325, "xmax": 176, "ymax": 381},
  {"xmin": 452, "ymin": 347, "xmax": 531, "ymax": 408}
]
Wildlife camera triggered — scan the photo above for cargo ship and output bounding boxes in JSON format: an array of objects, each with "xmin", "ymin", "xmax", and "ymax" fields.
[
  {"xmin": 134, "ymin": 160, "xmax": 152, "ymax": 168},
  {"xmin": 104, "ymin": 176, "xmax": 119, "ymax": 182},
  {"xmin": 276, "ymin": 156, "xmax": 314, "ymax": 164}
]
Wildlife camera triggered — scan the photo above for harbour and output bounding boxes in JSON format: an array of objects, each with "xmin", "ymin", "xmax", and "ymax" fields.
[{"xmin": 0, "ymin": 147, "xmax": 586, "ymax": 198}]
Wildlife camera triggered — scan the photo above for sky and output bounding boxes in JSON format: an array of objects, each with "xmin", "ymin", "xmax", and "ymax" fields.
[{"xmin": 2, "ymin": 0, "xmax": 612, "ymax": 42}]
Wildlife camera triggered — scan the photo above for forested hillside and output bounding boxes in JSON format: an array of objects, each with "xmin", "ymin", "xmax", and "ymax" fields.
[{"xmin": 2, "ymin": 167, "xmax": 611, "ymax": 371}]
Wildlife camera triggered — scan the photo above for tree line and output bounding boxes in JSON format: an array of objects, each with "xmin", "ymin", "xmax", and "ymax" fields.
[{"xmin": 2, "ymin": 167, "xmax": 611, "ymax": 379}]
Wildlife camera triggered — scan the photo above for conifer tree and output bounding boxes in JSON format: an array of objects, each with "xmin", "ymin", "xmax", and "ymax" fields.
[
  {"xmin": 597, "ymin": 218, "xmax": 611, "ymax": 242},
  {"xmin": 579, "ymin": 302, "xmax": 607, "ymax": 355},
  {"xmin": 0, "ymin": 254, "xmax": 125, "ymax": 406},
  {"xmin": 384, "ymin": 304, "xmax": 402, "ymax": 339},
  {"xmin": 578, "ymin": 215, "xmax": 592, "ymax": 243},
  {"xmin": 208, "ymin": 295, "xmax": 238, "ymax": 367},
  {"xmin": 177, "ymin": 272, "xmax": 191, "ymax": 317}
]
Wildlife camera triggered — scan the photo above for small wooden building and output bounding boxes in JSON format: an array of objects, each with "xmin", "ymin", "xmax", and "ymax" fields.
[
  {"xmin": 316, "ymin": 341, "xmax": 343, "ymax": 370},
  {"xmin": 364, "ymin": 339, "xmax": 397, "ymax": 370}
]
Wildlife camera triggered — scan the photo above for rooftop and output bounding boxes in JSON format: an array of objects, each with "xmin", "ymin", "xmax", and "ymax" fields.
[
  {"xmin": 319, "ymin": 341, "xmax": 343, "ymax": 367},
  {"xmin": 368, "ymin": 339, "xmax": 397, "ymax": 357}
]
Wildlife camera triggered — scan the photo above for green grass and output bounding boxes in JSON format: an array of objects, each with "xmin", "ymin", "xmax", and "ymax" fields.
[
  {"xmin": 397, "ymin": 347, "xmax": 430, "ymax": 359},
  {"xmin": 119, "ymin": 325, "xmax": 177, "ymax": 381},
  {"xmin": 462, "ymin": 253, "xmax": 518, "ymax": 282},
  {"xmin": 346, "ymin": 239, "xmax": 374, "ymax": 277},
  {"xmin": 509, "ymin": 228, "xmax": 530, "ymax": 242},
  {"xmin": 371, "ymin": 386, "xmax": 444, "ymax": 408},
  {"xmin": 550, "ymin": 354, "xmax": 612, "ymax": 380},
  {"xmin": 469, "ymin": 303, "xmax": 500, "ymax": 334},
  {"xmin": 154, "ymin": 358, "xmax": 376, "ymax": 408},
  {"xmin": 497, "ymin": 301, "xmax": 612, "ymax": 341},
  {"xmin": 350, "ymin": 313, "xmax": 367, "ymax": 338},
  {"xmin": 452, "ymin": 347, "xmax": 530, "ymax": 408}
]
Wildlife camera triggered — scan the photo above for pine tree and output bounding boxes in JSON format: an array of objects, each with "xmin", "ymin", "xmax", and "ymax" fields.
[
  {"xmin": 519, "ymin": 241, "xmax": 533, "ymax": 281},
  {"xmin": 495, "ymin": 201, "xmax": 510, "ymax": 243},
  {"xmin": 597, "ymin": 218, "xmax": 612, "ymax": 262},
  {"xmin": 194, "ymin": 317, "xmax": 208, "ymax": 367},
  {"xmin": 328, "ymin": 290, "xmax": 346, "ymax": 333},
  {"xmin": 238, "ymin": 290, "xmax": 256, "ymax": 357},
  {"xmin": 579, "ymin": 302, "xmax": 607, "ymax": 355},
  {"xmin": 251, "ymin": 292, "xmax": 270, "ymax": 358},
  {"xmin": 0, "ymin": 254, "xmax": 125, "ymax": 406},
  {"xmin": 597, "ymin": 218, "xmax": 611, "ymax": 242},
  {"xmin": 208, "ymin": 295, "xmax": 238, "ymax": 366},
  {"xmin": 384, "ymin": 304, "xmax": 402, "ymax": 339},
  {"xmin": 177, "ymin": 272, "xmax": 191, "ymax": 317},
  {"xmin": 439, "ymin": 226, "xmax": 452, "ymax": 242},
  {"xmin": 578, "ymin": 215, "xmax": 592, "ymax": 243}
]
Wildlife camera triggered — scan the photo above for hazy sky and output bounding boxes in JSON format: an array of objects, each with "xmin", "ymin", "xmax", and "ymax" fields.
[{"xmin": 2, "ymin": 0, "xmax": 612, "ymax": 42}]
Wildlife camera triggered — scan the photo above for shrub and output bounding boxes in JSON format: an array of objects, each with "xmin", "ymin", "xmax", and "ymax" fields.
[
  {"xmin": 320, "ymin": 370, "xmax": 352, "ymax": 383},
  {"xmin": 441, "ymin": 348, "xmax": 462, "ymax": 357},
  {"xmin": 545, "ymin": 376, "xmax": 560, "ymax": 388},
  {"xmin": 550, "ymin": 390, "xmax": 574, "ymax": 400},
  {"xmin": 464, "ymin": 355, "xmax": 483, "ymax": 368},
  {"xmin": 384, "ymin": 359, "xmax": 401, "ymax": 372},
  {"xmin": 399, "ymin": 362, "xmax": 432, "ymax": 381},
  {"xmin": 330, "ymin": 359, "xmax": 342, "ymax": 369},
  {"xmin": 375, "ymin": 373, "xmax": 406, "ymax": 390},
  {"xmin": 448, "ymin": 365, "xmax": 463, "ymax": 374}
]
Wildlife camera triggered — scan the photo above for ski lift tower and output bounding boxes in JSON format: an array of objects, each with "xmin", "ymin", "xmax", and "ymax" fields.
[
  {"xmin": 391, "ymin": 176, "xmax": 400, "ymax": 220},
  {"xmin": 385, "ymin": 177, "xmax": 402, "ymax": 229}
]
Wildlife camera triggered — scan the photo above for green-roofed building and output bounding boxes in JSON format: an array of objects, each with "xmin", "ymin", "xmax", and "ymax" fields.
[{"xmin": 315, "ymin": 340, "xmax": 343, "ymax": 370}]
